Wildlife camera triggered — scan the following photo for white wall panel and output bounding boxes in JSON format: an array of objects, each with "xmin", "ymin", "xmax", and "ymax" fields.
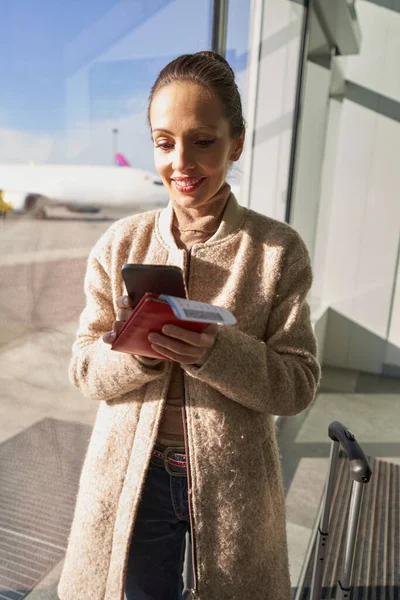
[
  {"xmin": 350, "ymin": 115, "xmax": 400, "ymax": 337},
  {"xmin": 346, "ymin": 1, "xmax": 391, "ymax": 98},
  {"xmin": 256, "ymin": 48, "xmax": 294, "ymax": 130},
  {"xmin": 318, "ymin": 1, "xmax": 400, "ymax": 372},
  {"xmin": 385, "ymin": 254, "xmax": 400, "ymax": 370},
  {"xmin": 250, "ymin": 131, "xmax": 292, "ymax": 221},
  {"xmin": 248, "ymin": 0, "xmax": 303, "ymax": 219},
  {"xmin": 322, "ymin": 102, "xmax": 375, "ymax": 318},
  {"xmin": 321, "ymin": 101, "xmax": 400, "ymax": 371},
  {"xmin": 250, "ymin": 136, "xmax": 281, "ymax": 217},
  {"xmin": 384, "ymin": 12, "xmax": 400, "ymax": 103},
  {"xmin": 263, "ymin": 0, "xmax": 302, "ymax": 36},
  {"xmin": 311, "ymin": 99, "xmax": 343, "ymax": 309},
  {"xmin": 344, "ymin": 1, "xmax": 400, "ymax": 103},
  {"xmin": 290, "ymin": 61, "xmax": 331, "ymax": 258},
  {"xmin": 274, "ymin": 129, "xmax": 293, "ymax": 222}
]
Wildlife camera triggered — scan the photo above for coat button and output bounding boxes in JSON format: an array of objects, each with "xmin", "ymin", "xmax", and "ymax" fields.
[
  {"xmin": 205, "ymin": 578, "xmax": 210, "ymax": 584},
  {"xmin": 199, "ymin": 251, "xmax": 205, "ymax": 258},
  {"xmin": 194, "ymin": 413, "xmax": 200, "ymax": 420}
]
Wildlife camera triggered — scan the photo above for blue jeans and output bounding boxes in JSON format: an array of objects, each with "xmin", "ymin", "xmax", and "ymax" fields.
[{"xmin": 124, "ymin": 461, "xmax": 190, "ymax": 600}]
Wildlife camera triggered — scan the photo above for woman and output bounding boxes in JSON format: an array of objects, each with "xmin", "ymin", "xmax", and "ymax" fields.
[{"xmin": 58, "ymin": 52, "xmax": 320, "ymax": 600}]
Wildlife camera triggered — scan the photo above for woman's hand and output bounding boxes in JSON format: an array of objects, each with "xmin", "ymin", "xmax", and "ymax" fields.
[
  {"xmin": 103, "ymin": 295, "xmax": 133, "ymax": 345},
  {"xmin": 102, "ymin": 295, "xmax": 218, "ymax": 365},
  {"xmin": 147, "ymin": 324, "xmax": 218, "ymax": 366}
]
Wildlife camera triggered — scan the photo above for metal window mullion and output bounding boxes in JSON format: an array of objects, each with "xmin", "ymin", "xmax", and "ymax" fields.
[
  {"xmin": 211, "ymin": 0, "xmax": 229, "ymax": 57},
  {"xmin": 285, "ymin": 0, "xmax": 312, "ymax": 224}
]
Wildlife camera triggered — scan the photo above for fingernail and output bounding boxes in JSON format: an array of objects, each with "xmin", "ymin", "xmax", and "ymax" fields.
[
  {"xmin": 162, "ymin": 325, "xmax": 172, "ymax": 334},
  {"xmin": 110, "ymin": 331, "xmax": 116, "ymax": 339},
  {"xmin": 148, "ymin": 333, "xmax": 157, "ymax": 341},
  {"xmin": 123, "ymin": 297, "xmax": 130, "ymax": 306}
]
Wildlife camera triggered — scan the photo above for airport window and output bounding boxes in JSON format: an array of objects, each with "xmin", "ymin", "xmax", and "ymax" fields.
[{"xmin": 0, "ymin": 1, "xmax": 251, "ymax": 597}]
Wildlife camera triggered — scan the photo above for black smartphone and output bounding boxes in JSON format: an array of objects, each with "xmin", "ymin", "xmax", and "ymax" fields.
[{"xmin": 121, "ymin": 264, "xmax": 187, "ymax": 308}]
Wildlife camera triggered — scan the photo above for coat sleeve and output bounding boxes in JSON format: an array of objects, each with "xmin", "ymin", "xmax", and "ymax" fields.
[
  {"xmin": 183, "ymin": 250, "xmax": 321, "ymax": 416},
  {"xmin": 69, "ymin": 251, "xmax": 168, "ymax": 401}
]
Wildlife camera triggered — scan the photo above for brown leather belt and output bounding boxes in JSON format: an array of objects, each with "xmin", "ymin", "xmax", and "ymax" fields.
[{"xmin": 151, "ymin": 444, "xmax": 187, "ymax": 477}]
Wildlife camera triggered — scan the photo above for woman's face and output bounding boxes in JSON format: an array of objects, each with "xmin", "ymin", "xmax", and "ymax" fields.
[{"xmin": 150, "ymin": 82, "xmax": 244, "ymax": 209}]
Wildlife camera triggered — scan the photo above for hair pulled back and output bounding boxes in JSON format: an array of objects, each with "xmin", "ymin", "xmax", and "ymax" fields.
[{"xmin": 148, "ymin": 51, "xmax": 245, "ymax": 138}]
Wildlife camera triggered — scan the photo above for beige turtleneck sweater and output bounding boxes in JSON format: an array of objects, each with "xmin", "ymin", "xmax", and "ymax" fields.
[{"xmin": 156, "ymin": 183, "xmax": 231, "ymax": 447}]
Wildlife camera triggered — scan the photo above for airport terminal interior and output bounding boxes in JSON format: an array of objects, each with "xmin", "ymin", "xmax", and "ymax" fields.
[{"xmin": 0, "ymin": 0, "xmax": 399, "ymax": 598}]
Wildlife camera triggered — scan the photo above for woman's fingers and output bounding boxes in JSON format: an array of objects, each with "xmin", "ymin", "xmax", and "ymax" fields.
[
  {"xmin": 116, "ymin": 295, "xmax": 132, "ymax": 309},
  {"xmin": 148, "ymin": 333, "xmax": 201, "ymax": 357},
  {"xmin": 150, "ymin": 344, "xmax": 200, "ymax": 364},
  {"xmin": 116, "ymin": 308, "xmax": 132, "ymax": 321},
  {"xmin": 103, "ymin": 330, "xmax": 117, "ymax": 345},
  {"xmin": 112, "ymin": 320, "xmax": 126, "ymax": 335},
  {"xmin": 159, "ymin": 324, "xmax": 218, "ymax": 347},
  {"xmin": 148, "ymin": 324, "xmax": 219, "ymax": 365},
  {"xmin": 116, "ymin": 292, "xmax": 133, "ymax": 322},
  {"xmin": 103, "ymin": 297, "xmax": 134, "ymax": 345},
  {"xmin": 103, "ymin": 320, "xmax": 128, "ymax": 344}
]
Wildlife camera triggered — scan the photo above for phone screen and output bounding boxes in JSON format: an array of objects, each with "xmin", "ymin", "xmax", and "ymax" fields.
[{"xmin": 121, "ymin": 264, "xmax": 187, "ymax": 308}]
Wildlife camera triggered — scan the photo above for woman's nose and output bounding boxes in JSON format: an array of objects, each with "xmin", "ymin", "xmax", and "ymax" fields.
[{"xmin": 172, "ymin": 144, "xmax": 195, "ymax": 172}]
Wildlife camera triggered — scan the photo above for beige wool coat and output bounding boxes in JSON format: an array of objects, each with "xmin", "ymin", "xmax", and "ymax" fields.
[{"xmin": 58, "ymin": 192, "xmax": 320, "ymax": 600}]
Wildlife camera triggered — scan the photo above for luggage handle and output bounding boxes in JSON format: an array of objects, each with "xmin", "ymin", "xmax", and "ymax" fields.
[
  {"xmin": 310, "ymin": 422, "xmax": 372, "ymax": 600},
  {"xmin": 328, "ymin": 421, "xmax": 372, "ymax": 483}
]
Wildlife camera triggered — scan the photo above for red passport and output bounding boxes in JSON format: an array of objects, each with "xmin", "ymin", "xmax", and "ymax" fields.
[{"xmin": 111, "ymin": 293, "xmax": 210, "ymax": 359}]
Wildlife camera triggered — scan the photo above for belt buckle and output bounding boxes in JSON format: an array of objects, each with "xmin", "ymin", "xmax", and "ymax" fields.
[{"xmin": 163, "ymin": 446, "xmax": 187, "ymax": 478}]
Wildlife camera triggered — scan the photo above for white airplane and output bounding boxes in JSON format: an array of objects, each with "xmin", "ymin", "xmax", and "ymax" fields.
[{"xmin": 0, "ymin": 153, "xmax": 168, "ymax": 218}]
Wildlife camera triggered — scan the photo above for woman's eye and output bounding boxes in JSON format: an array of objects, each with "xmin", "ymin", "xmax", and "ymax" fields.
[
  {"xmin": 155, "ymin": 142, "xmax": 173, "ymax": 151},
  {"xmin": 196, "ymin": 139, "xmax": 216, "ymax": 147},
  {"xmin": 155, "ymin": 139, "xmax": 216, "ymax": 150}
]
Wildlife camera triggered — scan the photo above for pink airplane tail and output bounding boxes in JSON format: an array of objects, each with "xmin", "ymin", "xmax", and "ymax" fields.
[{"xmin": 115, "ymin": 153, "xmax": 131, "ymax": 167}]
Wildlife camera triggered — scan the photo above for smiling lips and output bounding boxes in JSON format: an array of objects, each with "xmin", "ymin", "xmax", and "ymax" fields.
[{"xmin": 172, "ymin": 177, "xmax": 205, "ymax": 193}]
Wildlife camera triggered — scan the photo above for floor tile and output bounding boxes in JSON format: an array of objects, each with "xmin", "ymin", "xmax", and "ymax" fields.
[
  {"xmin": 319, "ymin": 366, "xmax": 359, "ymax": 392},
  {"xmin": 356, "ymin": 371, "xmax": 400, "ymax": 393},
  {"xmin": 286, "ymin": 521, "xmax": 313, "ymax": 587},
  {"xmin": 293, "ymin": 393, "xmax": 400, "ymax": 447},
  {"xmin": 285, "ymin": 457, "xmax": 328, "ymax": 530},
  {"xmin": 25, "ymin": 559, "xmax": 64, "ymax": 600}
]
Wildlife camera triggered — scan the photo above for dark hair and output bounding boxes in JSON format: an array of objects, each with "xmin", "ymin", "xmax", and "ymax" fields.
[{"xmin": 148, "ymin": 51, "xmax": 245, "ymax": 138}]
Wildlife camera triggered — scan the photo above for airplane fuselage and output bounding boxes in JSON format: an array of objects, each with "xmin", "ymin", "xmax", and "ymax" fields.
[{"xmin": 0, "ymin": 163, "xmax": 168, "ymax": 212}]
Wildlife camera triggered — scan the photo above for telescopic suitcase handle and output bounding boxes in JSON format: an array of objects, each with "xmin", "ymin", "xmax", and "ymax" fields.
[
  {"xmin": 328, "ymin": 421, "xmax": 372, "ymax": 483},
  {"xmin": 310, "ymin": 421, "xmax": 372, "ymax": 600}
]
